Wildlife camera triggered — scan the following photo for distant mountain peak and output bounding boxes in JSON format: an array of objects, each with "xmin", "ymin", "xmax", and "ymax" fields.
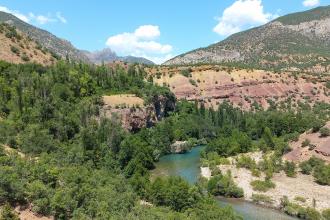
[{"xmin": 84, "ymin": 48, "xmax": 154, "ymax": 65}]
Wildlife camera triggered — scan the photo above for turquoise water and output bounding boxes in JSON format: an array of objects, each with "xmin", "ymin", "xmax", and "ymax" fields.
[{"xmin": 152, "ymin": 146, "xmax": 297, "ymax": 220}]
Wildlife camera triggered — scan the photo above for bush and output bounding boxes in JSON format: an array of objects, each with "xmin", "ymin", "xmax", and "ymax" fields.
[
  {"xmin": 21, "ymin": 54, "xmax": 30, "ymax": 62},
  {"xmin": 0, "ymin": 203, "xmax": 19, "ymax": 220},
  {"xmin": 326, "ymin": 81, "xmax": 330, "ymax": 89},
  {"xmin": 207, "ymin": 172, "xmax": 244, "ymax": 198},
  {"xmin": 313, "ymin": 164, "xmax": 330, "ymax": 185},
  {"xmin": 294, "ymin": 196, "xmax": 306, "ymax": 203},
  {"xmin": 180, "ymin": 69, "xmax": 192, "ymax": 78},
  {"xmin": 281, "ymin": 198, "xmax": 321, "ymax": 220},
  {"xmin": 189, "ymin": 79, "xmax": 197, "ymax": 87},
  {"xmin": 250, "ymin": 180, "xmax": 275, "ymax": 192},
  {"xmin": 312, "ymin": 120, "xmax": 325, "ymax": 133},
  {"xmin": 322, "ymin": 209, "xmax": 330, "ymax": 220},
  {"xmin": 251, "ymin": 194, "xmax": 273, "ymax": 205},
  {"xmin": 284, "ymin": 161, "xmax": 296, "ymax": 177},
  {"xmin": 301, "ymin": 139, "xmax": 311, "ymax": 147},
  {"xmin": 319, "ymin": 127, "xmax": 330, "ymax": 137},
  {"xmin": 300, "ymin": 161, "xmax": 313, "ymax": 175},
  {"xmin": 10, "ymin": 46, "xmax": 19, "ymax": 55},
  {"xmin": 236, "ymin": 155, "xmax": 257, "ymax": 170}
]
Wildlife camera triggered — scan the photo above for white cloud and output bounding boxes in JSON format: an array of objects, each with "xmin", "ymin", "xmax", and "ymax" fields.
[
  {"xmin": 106, "ymin": 25, "xmax": 173, "ymax": 64},
  {"xmin": 29, "ymin": 13, "xmax": 56, "ymax": 25},
  {"xmin": 56, "ymin": 12, "xmax": 67, "ymax": 24},
  {"xmin": 303, "ymin": 0, "xmax": 320, "ymax": 7},
  {"xmin": 213, "ymin": 0, "xmax": 274, "ymax": 36},
  {"xmin": 134, "ymin": 25, "xmax": 160, "ymax": 39},
  {"xmin": 0, "ymin": 5, "xmax": 66, "ymax": 25}
]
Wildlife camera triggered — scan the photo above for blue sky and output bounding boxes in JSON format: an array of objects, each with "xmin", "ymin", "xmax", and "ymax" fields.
[{"xmin": 0, "ymin": 0, "xmax": 329, "ymax": 63}]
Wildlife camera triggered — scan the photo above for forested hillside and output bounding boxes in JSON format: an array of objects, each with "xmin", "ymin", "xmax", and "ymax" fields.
[
  {"xmin": 0, "ymin": 59, "xmax": 329, "ymax": 219},
  {"xmin": 0, "ymin": 60, "xmax": 243, "ymax": 219}
]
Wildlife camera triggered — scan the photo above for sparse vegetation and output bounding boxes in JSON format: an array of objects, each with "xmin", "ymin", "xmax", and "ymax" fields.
[
  {"xmin": 180, "ymin": 68, "xmax": 192, "ymax": 78},
  {"xmin": 319, "ymin": 127, "xmax": 330, "ymax": 137},
  {"xmin": 284, "ymin": 161, "xmax": 297, "ymax": 177},
  {"xmin": 252, "ymin": 194, "xmax": 274, "ymax": 205},
  {"xmin": 250, "ymin": 180, "xmax": 276, "ymax": 192},
  {"xmin": 301, "ymin": 139, "xmax": 311, "ymax": 147},
  {"xmin": 10, "ymin": 46, "xmax": 19, "ymax": 55},
  {"xmin": 207, "ymin": 171, "xmax": 244, "ymax": 198}
]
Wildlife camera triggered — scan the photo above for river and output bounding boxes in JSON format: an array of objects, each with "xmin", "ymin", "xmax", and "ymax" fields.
[{"xmin": 151, "ymin": 146, "xmax": 298, "ymax": 220}]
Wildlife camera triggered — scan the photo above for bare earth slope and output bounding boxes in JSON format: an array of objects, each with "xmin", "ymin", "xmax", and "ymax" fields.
[
  {"xmin": 0, "ymin": 23, "xmax": 55, "ymax": 65},
  {"xmin": 0, "ymin": 11, "xmax": 89, "ymax": 62},
  {"xmin": 284, "ymin": 121, "xmax": 330, "ymax": 163},
  {"xmin": 147, "ymin": 65, "xmax": 330, "ymax": 110}
]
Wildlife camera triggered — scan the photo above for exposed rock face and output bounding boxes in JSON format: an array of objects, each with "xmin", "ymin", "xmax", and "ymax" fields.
[
  {"xmin": 100, "ymin": 94, "xmax": 175, "ymax": 131},
  {"xmin": 147, "ymin": 65, "xmax": 330, "ymax": 110},
  {"xmin": 164, "ymin": 6, "xmax": 330, "ymax": 72},
  {"xmin": 83, "ymin": 48, "xmax": 154, "ymax": 65},
  {"xmin": 167, "ymin": 49, "xmax": 242, "ymax": 66},
  {"xmin": 170, "ymin": 141, "xmax": 191, "ymax": 154},
  {"xmin": 101, "ymin": 106, "xmax": 157, "ymax": 132},
  {"xmin": 285, "ymin": 18, "xmax": 330, "ymax": 42}
]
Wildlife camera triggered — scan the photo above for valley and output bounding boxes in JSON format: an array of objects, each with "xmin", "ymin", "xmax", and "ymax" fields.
[{"xmin": 0, "ymin": 2, "xmax": 330, "ymax": 220}]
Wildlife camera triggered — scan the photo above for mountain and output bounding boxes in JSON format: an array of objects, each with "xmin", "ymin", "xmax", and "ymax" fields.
[
  {"xmin": 0, "ymin": 23, "xmax": 56, "ymax": 65},
  {"xmin": 164, "ymin": 6, "xmax": 330, "ymax": 72},
  {"xmin": 0, "ymin": 11, "xmax": 89, "ymax": 62},
  {"xmin": 84, "ymin": 48, "xmax": 154, "ymax": 65}
]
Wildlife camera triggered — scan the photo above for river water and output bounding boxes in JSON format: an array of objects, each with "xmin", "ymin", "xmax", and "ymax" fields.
[{"xmin": 152, "ymin": 146, "xmax": 298, "ymax": 220}]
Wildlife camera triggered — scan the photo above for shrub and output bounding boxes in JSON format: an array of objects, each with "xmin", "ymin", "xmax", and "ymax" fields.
[
  {"xmin": 326, "ymin": 81, "xmax": 330, "ymax": 89},
  {"xmin": 322, "ymin": 209, "xmax": 330, "ymax": 220},
  {"xmin": 281, "ymin": 198, "xmax": 321, "ymax": 220},
  {"xmin": 10, "ymin": 46, "xmax": 20, "ymax": 55},
  {"xmin": 207, "ymin": 172, "xmax": 244, "ymax": 198},
  {"xmin": 252, "ymin": 194, "xmax": 273, "ymax": 205},
  {"xmin": 313, "ymin": 164, "xmax": 330, "ymax": 185},
  {"xmin": 250, "ymin": 180, "xmax": 275, "ymax": 192},
  {"xmin": 299, "ymin": 161, "xmax": 313, "ymax": 175},
  {"xmin": 294, "ymin": 196, "xmax": 306, "ymax": 203},
  {"xmin": 284, "ymin": 161, "xmax": 296, "ymax": 177},
  {"xmin": 189, "ymin": 79, "xmax": 197, "ymax": 87},
  {"xmin": 301, "ymin": 139, "xmax": 310, "ymax": 147},
  {"xmin": 0, "ymin": 203, "xmax": 19, "ymax": 220},
  {"xmin": 319, "ymin": 127, "xmax": 330, "ymax": 137},
  {"xmin": 312, "ymin": 120, "xmax": 325, "ymax": 132},
  {"xmin": 21, "ymin": 54, "xmax": 30, "ymax": 62},
  {"xmin": 180, "ymin": 69, "xmax": 192, "ymax": 78},
  {"xmin": 236, "ymin": 155, "xmax": 257, "ymax": 170}
]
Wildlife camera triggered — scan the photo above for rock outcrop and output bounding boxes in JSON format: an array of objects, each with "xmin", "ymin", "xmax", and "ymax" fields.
[
  {"xmin": 170, "ymin": 141, "xmax": 192, "ymax": 154},
  {"xmin": 100, "ymin": 94, "xmax": 175, "ymax": 131}
]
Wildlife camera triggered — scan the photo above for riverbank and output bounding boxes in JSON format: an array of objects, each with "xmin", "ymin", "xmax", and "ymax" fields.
[
  {"xmin": 152, "ymin": 146, "xmax": 300, "ymax": 219},
  {"xmin": 200, "ymin": 153, "xmax": 330, "ymax": 212}
]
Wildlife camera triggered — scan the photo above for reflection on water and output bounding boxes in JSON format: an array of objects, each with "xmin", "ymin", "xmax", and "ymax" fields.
[{"xmin": 152, "ymin": 146, "xmax": 297, "ymax": 220}]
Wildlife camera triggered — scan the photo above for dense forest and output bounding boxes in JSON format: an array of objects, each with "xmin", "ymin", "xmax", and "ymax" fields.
[
  {"xmin": 0, "ymin": 60, "xmax": 241, "ymax": 219},
  {"xmin": 0, "ymin": 60, "xmax": 329, "ymax": 219}
]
